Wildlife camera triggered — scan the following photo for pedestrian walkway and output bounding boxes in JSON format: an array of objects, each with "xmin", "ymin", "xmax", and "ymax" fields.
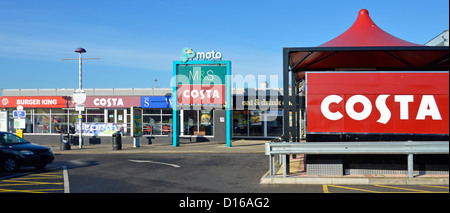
[
  {"xmin": 260, "ymin": 154, "xmax": 449, "ymax": 185},
  {"xmin": 49, "ymin": 139, "xmax": 268, "ymax": 154}
]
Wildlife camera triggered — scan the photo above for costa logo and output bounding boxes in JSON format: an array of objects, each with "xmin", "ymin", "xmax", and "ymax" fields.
[
  {"xmin": 306, "ymin": 72, "xmax": 449, "ymax": 134},
  {"xmin": 321, "ymin": 94, "xmax": 442, "ymax": 124},
  {"xmin": 93, "ymin": 98, "xmax": 124, "ymax": 107}
]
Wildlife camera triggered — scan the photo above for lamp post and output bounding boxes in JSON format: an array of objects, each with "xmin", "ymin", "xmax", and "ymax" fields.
[
  {"xmin": 63, "ymin": 48, "xmax": 99, "ymax": 149},
  {"xmin": 74, "ymin": 48, "xmax": 86, "ymax": 148}
]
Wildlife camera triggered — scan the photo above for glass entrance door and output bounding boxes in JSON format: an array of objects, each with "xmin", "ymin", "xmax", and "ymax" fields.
[{"xmin": 107, "ymin": 109, "xmax": 128, "ymax": 134}]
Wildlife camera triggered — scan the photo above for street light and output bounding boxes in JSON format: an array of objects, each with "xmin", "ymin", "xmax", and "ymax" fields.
[
  {"xmin": 74, "ymin": 48, "xmax": 85, "ymax": 149},
  {"xmin": 63, "ymin": 48, "xmax": 99, "ymax": 148},
  {"xmin": 75, "ymin": 48, "xmax": 86, "ymax": 91}
]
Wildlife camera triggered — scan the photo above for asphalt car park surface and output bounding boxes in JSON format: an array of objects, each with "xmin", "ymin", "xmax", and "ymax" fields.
[{"xmin": 0, "ymin": 153, "xmax": 447, "ymax": 194}]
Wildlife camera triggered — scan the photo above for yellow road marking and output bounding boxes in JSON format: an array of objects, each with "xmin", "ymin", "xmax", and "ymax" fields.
[
  {"xmin": 327, "ymin": 185, "xmax": 381, "ymax": 193},
  {"xmin": 420, "ymin": 185, "xmax": 449, "ymax": 189},
  {"xmin": 10, "ymin": 176, "xmax": 63, "ymax": 180},
  {"xmin": 1, "ymin": 180, "xmax": 63, "ymax": 185},
  {"xmin": 0, "ymin": 169, "xmax": 66, "ymax": 193},
  {"xmin": 0, "ymin": 188, "xmax": 63, "ymax": 193},
  {"xmin": 323, "ymin": 185, "xmax": 330, "ymax": 193},
  {"xmin": 375, "ymin": 185, "xmax": 434, "ymax": 193}
]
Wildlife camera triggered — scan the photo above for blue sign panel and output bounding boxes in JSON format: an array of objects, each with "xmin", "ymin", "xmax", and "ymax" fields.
[
  {"xmin": 141, "ymin": 96, "xmax": 172, "ymax": 108},
  {"xmin": 13, "ymin": 110, "xmax": 26, "ymax": 118}
]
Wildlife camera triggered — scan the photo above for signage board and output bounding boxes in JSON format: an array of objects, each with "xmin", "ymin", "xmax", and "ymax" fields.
[
  {"xmin": 82, "ymin": 96, "xmax": 141, "ymax": 108},
  {"xmin": 0, "ymin": 111, "xmax": 8, "ymax": 132},
  {"xmin": 13, "ymin": 110, "xmax": 26, "ymax": 118},
  {"xmin": 75, "ymin": 123, "xmax": 121, "ymax": 135},
  {"xmin": 306, "ymin": 72, "xmax": 449, "ymax": 135},
  {"xmin": 172, "ymin": 60, "xmax": 232, "ymax": 147},
  {"xmin": 0, "ymin": 96, "xmax": 69, "ymax": 108},
  {"xmin": 176, "ymin": 65, "xmax": 227, "ymax": 105},
  {"xmin": 73, "ymin": 91, "xmax": 86, "ymax": 104},
  {"xmin": 131, "ymin": 107, "xmax": 142, "ymax": 137},
  {"xmin": 14, "ymin": 118, "xmax": 25, "ymax": 129},
  {"xmin": 141, "ymin": 96, "xmax": 172, "ymax": 108}
]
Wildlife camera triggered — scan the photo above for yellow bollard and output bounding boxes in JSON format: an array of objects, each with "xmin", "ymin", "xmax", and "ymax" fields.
[{"xmin": 16, "ymin": 129, "xmax": 23, "ymax": 138}]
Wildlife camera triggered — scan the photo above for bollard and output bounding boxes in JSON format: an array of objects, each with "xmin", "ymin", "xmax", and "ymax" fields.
[
  {"xmin": 60, "ymin": 133, "xmax": 71, "ymax": 150},
  {"xmin": 112, "ymin": 133, "xmax": 122, "ymax": 150}
]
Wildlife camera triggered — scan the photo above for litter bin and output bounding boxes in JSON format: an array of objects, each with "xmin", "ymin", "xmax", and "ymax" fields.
[
  {"xmin": 112, "ymin": 133, "xmax": 122, "ymax": 150},
  {"xmin": 60, "ymin": 133, "xmax": 71, "ymax": 150}
]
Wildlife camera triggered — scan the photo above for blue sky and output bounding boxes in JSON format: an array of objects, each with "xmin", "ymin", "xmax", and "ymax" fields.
[{"xmin": 0, "ymin": 0, "xmax": 448, "ymax": 92}]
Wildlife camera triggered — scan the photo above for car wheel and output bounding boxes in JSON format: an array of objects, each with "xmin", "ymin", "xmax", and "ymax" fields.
[{"xmin": 2, "ymin": 156, "xmax": 19, "ymax": 173}]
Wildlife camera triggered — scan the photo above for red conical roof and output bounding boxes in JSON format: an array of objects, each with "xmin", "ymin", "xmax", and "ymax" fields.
[
  {"xmin": 286, "ymin": 9, "xmax": 448, "ymax": 81},
  {"xmin": 320, "ymin": 9, "xmax": 422, "ymax": 47}
]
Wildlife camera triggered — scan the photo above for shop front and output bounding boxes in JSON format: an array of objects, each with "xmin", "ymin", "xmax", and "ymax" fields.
[{"xmin": 1, "ymin": 87, "xmax": 287, "ymax": 145}]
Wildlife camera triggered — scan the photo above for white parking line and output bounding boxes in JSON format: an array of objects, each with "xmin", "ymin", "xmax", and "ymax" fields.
[
  {"xmin": 129, "ymin": 159, "xmax": 181, "ymax": 168},
  {"xmin": 62, "ymin": 166, "xmax": 70, "ymax": 193}
]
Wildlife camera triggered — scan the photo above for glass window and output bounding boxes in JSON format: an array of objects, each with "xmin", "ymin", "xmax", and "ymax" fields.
[
  {"xmin": 51, "ymin": 109, "xmax": 68, "ymax": 134},
  {"xmin": 199, "ymin": 110, "xmax": 213, "ymax": 136},
  {"xmin": 162, "ymin": 109, "xmax": 172, "ymax": 115},
  {"xmin": 69, "ymin": 110, "xmax": 81, "ymax": 134},
  {"xmin": 107, "ymin": 109, "xmax": 115, "ymax": 123},
  {"xmin": 143, "ymin": 115, "xmax": 161, "ymax": 135},
  {"xmin": 143, "ymin": 109, "xmax": 161, "ymax": 114},
  {"xmin": 162, "ymin": 116, "xmax": 172, "ymax": 135},
  {"xmin": 86, "ymin": 109, "xmax": 105, "ymax": 123},
  {"xmin": 249, "ymin": 111, "xmax": 263, "ymax": 136},
  {"xmin": 150, "ymin": 116, "xmax": 161, "ymax": 135},
  {"xmin": 233, "ymin": 111, "xmax": 249, "ymax": 136},
  {"xmin": 183, "ymin": 110, "xmax": 198, "ymax": 135},
  {"xmin": 265, "ymin": 111, "xmax": 283, "ymax": 137},
  {"xmin": 34, "ymin": 114, "xmax": 50, "ymax": 133}
]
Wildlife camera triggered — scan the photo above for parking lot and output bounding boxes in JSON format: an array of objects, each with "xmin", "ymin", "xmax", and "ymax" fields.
[
  {"xmin": 0, "ymin": 167, "xmax": 68, "ymax": 193},
  {"xmin": 0, "ymin": 153, "xmax": 448, "ymax": 193}
]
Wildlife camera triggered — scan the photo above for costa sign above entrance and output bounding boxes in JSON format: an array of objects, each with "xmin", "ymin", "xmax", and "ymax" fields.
[{"xmin": 176, "ymin": 65, "xmax": 226, "ymax": 105}]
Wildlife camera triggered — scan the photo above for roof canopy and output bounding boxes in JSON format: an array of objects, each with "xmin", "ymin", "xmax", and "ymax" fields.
[{"xmin": 286, "ymin": 9, "xmax": 449, "ymax": 80}]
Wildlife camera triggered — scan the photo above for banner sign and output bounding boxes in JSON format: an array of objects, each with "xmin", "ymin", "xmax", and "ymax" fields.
[
  {"xmin": 141, "ymin": 96, "xmax": 172, "ymax": 108},
  {"xmin": 0, "ymin": 96, "xmax": 69, "ymax": 108},
  {"xmin": 83, "ymin": 96, "xmax": 141, "ymax": 108},
  {"xmin": 306, "ymin": 72, "xmax": 449, "ymax": 135},
  {"xmin": 75, "ymin": 123, "xmax": 123, "ymax": 135},
  {"xmin": 176, "ymin": 65, "xmax": 227, "ymax": 105},
  {"xmin": 172, "ymin": 60, "xmax": 232, "ymax": 147}
]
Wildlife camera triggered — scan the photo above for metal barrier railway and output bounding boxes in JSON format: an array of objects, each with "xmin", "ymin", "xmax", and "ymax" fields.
[{"xmin": 265, "ymin": 141, "xmax": 449, "ymax": 178}]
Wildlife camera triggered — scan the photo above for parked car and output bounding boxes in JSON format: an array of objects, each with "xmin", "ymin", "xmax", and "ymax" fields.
[{"xmin": 0, "ymin": 132, "xmax": 54, "ymax": 172}]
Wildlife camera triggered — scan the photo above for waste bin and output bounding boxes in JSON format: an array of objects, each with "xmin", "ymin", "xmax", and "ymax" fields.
[
  {"xmin": 112, "ymin": 133, "xmax": 122, "ymax": 150},
  {"xmin": 60, "ymin": 133, "xmax": 71, "ymax": 150}
]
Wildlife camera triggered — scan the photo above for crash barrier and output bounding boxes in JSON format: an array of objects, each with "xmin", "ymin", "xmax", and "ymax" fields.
[{"xmin": 265, "ymin": 141, "xmax": 449, "ymax": 178}]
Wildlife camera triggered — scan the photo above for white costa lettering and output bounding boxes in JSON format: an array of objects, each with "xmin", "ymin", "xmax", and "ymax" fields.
[
  {"xmin": 320, "ymin": 94, "xmax": 442, "ymax": 124},
  {"xmin": 93, "ymin": 98, "xmax": 125, "ymax": 107}
]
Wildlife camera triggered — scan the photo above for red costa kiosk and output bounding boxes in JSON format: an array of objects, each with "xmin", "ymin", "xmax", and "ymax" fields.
[{"xmin": 283, "ymin": 9, "xmax": 449, "ymax": 175}]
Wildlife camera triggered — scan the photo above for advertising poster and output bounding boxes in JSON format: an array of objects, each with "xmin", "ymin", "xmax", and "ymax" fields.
[
  {"xmin": 75, "ymin": 123, "xmax": 122, "ymax": 136},
  {"xmin": 0, "ymin": 111, "xmax": 8, "ymax": 132}
]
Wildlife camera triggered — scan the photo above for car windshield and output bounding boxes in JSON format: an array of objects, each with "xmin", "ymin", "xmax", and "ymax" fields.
[{"xmin": 0, "ymin": 132, "xmax": 29, "ymax": 144}]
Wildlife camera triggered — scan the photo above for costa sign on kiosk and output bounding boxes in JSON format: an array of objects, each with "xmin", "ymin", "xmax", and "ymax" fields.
[
  {"xmin": 173, "ymin": 48, "xmax": 232, "ymax": 147},
  {"xmin": 306, "ymin": 72, "xmax": 449, "ymax": 135}
]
